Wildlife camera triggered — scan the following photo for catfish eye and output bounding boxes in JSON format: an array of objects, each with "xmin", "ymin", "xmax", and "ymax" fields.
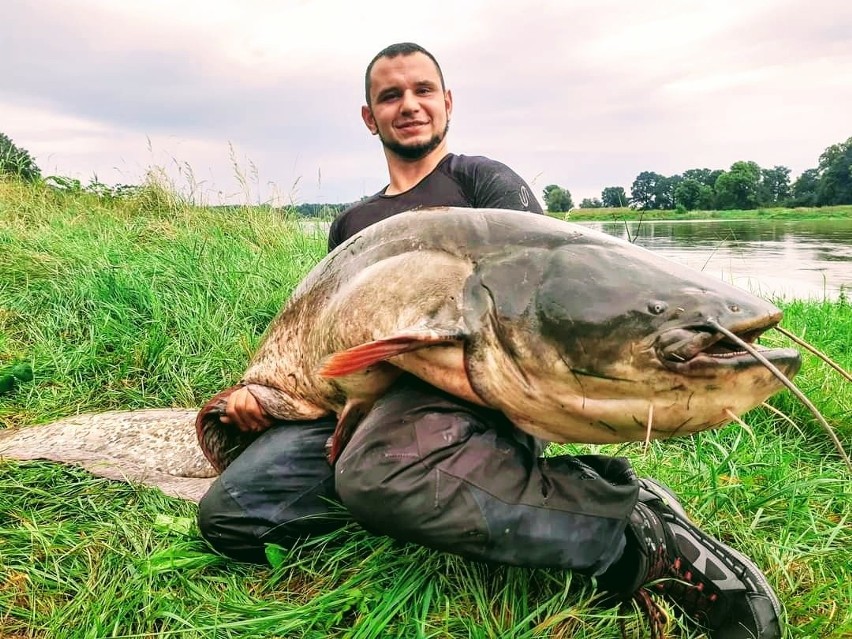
[{"xmin": 648, "ymin": 300, "xmax": 668, "ymax": 315}]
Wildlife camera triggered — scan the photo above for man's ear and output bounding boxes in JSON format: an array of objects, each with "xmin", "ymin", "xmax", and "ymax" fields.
[
  {"xmin": 445, "ymin": 89, "xmax": 453, "ymax": 121},
  {"xmin": 361, "ymin": 105, "xmax": 378, "ymax": 135}
]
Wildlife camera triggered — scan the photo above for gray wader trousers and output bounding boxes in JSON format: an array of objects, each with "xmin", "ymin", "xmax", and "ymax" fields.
[{"xmin": 197, "ymin": 375, "xmax": 639, "ymax": 576}]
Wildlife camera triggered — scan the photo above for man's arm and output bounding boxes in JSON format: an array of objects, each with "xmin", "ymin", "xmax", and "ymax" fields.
[{"xmin": 461, "ymin": 156, "xmax": 543, "ymax": 213}]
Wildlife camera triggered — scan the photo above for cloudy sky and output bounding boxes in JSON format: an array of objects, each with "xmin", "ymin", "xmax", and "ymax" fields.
[{"xmin": 2, "ymin": 0, "xmax": 850, "ymax": 206}]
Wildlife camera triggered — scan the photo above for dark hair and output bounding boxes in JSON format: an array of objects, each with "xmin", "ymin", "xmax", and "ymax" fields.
[{"xmin": 364, "ymin": 42, "xmax": 445, "ymax": 105}]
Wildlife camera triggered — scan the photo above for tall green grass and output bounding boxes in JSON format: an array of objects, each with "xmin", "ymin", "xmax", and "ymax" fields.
[{"xmin": 1, "ymin": 179, "xmax": 850, "ymax": 638}]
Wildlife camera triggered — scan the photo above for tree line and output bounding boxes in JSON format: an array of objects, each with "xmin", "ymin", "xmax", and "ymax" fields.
[
  {"xmin": 1, "ymin": 132, "xmax": 41, "ymax": 182},
  {"xmin": 542, "ymin": 135, "xmax": 852, "ymax": 213},
  {"xmin": 4, "ymin": 131, "xmax": 850, "ymax": 215},
  {"xmin": 0, "ymin": 132, "xmax": 354, "ymax": 216}
]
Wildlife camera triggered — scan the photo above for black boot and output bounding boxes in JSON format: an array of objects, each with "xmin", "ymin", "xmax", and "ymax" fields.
[{"xmin": 599, "ymin": 478, "xmax": 782, "ymax": 639}]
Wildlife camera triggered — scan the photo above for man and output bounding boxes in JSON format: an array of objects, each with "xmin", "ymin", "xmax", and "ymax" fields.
[{"xmin": 198, "ymin": 43, "xmax": 782, "ymax": 639}]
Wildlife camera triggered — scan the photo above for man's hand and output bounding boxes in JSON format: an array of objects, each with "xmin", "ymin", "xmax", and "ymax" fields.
[{"xmin": 220, "ymin": 386, "xmax": 273, "ymax": 433}]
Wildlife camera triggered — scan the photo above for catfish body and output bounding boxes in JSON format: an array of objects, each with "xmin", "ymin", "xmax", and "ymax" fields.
[{"xmin": 197, "ymin": 207, "xmax": 800, "ymax": 470}]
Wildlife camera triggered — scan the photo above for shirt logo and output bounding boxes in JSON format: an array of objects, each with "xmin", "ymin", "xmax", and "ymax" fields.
[{"xmin": 519, "ymin": 186, "xmax": 530, "ymax": 208}]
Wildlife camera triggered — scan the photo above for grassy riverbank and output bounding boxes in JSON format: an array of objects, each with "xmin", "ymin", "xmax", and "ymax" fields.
[
  {"xmin": 1, "ymin": 179, "xmax": 850, "ymax": 638},
  {"xmin": 560, "ymin": 204, "xmax": 852, "ymax": 222}
]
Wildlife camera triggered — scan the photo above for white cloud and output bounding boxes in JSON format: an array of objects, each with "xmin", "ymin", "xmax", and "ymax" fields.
[{"xmin": 2, "ymin": 0, "xmax": 850, "ymax": 203}]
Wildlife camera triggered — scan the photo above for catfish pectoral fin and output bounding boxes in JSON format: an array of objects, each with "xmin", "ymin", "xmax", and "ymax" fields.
[
  {"xmin": 328, "ymin": 398, "xmax": 373, "ymax": 464},
  {"xmin": 319, "ymin": 327, "xmax": 465, "ymax": 378}
]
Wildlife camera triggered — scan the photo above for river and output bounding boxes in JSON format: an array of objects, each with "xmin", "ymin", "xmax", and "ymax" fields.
[{"xmin": 577, "ymin": 218, "xmax": 852, "ymax": 301}]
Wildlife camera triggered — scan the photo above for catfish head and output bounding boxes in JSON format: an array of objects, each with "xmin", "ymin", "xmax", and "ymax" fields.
[{"xmin": 461, "ymin": 234, "xmax": 802, "ymax": 444}]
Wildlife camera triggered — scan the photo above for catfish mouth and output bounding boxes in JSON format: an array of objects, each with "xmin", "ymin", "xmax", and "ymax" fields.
[{"xmin": 656, "ymin": 319, "xmax": 800, "ymax": 375}]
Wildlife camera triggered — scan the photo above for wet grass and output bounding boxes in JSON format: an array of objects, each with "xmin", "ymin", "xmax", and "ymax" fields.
[{"xmin": 1, "ymin": 178, "xmax": 850, "ymax": 638}]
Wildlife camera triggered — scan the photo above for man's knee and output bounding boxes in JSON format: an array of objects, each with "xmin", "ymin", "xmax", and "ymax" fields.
[
  {"xmin": 333, "ymin": 379, "xmax": 490, "ymax": 539},
  {"xmin": 196, "ymin": 418, "xmax": 346, "ymax": 563},
  {"xmin": 335, "ymin": 430, "xmax": 491, "ymax": 556},
  {"xmin": 197, "ymin": 480, "xmax": 269, "ymax": 563},
  {"xmin": 335, "ymin": 448, "xmax": 416, "ymax": 535}
]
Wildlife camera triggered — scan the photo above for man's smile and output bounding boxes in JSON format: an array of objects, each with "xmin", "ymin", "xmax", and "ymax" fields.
[{"xmin": 396, "ymin": 120, "xmax": 429, "ymax": 132}]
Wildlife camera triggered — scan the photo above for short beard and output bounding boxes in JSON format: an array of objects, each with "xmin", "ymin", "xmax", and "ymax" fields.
[{"xmin": 379, "ymin": 121, "xmax": 449, "ymax": 161}]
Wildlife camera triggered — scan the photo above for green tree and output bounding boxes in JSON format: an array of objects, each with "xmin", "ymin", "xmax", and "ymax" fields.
[
  {"xmin": 790, "ymin": 168, "xmax": 820, "ymax": 206},
  {"xmin": 760, "ymin": 165, "xmax": 791, "ymax": 205},
  {"xmin": 681, "ymin": 168, "xmax": 721, "ymax": 207},
  {"xmin": 578, "ymin": 197, "xmax": 603, "ymax": 209},
  {"xmin": 631, "ymin": 172, "xmax": 681, "ymax": 210},
  {"xmin": 601, "ymin": 186, "xmax": 628, "ymax": 207},
  {"xmin": 673, "ymin": 179, "xmax": 703, "ymax": 211},
  {"xmin": 816, "ymin": 136, "xmax": 852, "ymax": 205},
  {"xmin": 682, "ymin": 168, "xmax": 715, "ymax": 187},
  {"xmin": 542, "ymin": 184, "xmax": 573, "ymax": 212},
  {"xmin": 630, "ymin": 171, "xmax": 665, "ymax": 209},
  {"xmin": 675, "ymin": 180, "xmax": 714, "ymax": 210},
  {"xmin": 658, "ymin": 175, "xmax": 682, "ymax": 209},
  {"xmin": 0, "ymin": 132, "xmax": 41, "ymax": 182},
  {"xmin": 714, "ymin": 161, "xmax": 762, "ymax": 209}
]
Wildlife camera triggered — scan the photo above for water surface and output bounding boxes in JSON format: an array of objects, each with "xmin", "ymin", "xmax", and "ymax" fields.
[{"xmin": 578, "ymin": 218, "xmax": 852, "ymax": 301}]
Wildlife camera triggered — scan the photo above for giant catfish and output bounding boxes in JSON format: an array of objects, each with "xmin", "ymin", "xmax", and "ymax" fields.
[{"xmin": 196, "ymin": 207, "xmax": 802, "ymax": 471}]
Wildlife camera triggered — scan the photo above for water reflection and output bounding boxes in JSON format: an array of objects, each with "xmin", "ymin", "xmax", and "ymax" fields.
[{"xmin": 580, "ymin": 218, "xmax": 852, "ymax": 300}]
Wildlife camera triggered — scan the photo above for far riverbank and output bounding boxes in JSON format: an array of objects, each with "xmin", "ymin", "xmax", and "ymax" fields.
[{"xmin": 559, "ymin": 204, "xmax": 852, "ymax": 222}]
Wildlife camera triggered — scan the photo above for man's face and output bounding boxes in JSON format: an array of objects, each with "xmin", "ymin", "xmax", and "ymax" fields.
[{"xmin": 362, "ymin": 52, "xmax": 453, "ymax": 161}]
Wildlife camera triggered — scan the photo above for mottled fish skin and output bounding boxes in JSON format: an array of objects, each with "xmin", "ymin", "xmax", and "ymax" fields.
[
  {"xmin": 198, "ymin": 207, "xmax": 801, "ymax": 466},
  {"xmin": 0, "ymin": 409, "xmax": 215, "ymax": 502},
  {"xmin": 4, "ymin": 208, "xmax": 804, "ymax": 495}
]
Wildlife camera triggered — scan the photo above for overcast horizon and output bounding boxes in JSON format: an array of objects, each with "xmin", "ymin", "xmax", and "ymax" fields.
[{"xmin": 3, "ymin": 0, "xmax": 851, "ymax": 206}]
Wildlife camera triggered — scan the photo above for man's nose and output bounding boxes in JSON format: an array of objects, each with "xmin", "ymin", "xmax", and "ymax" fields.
[{"xmin": 400, "ymin": 90, "xmax": 420, "ymax": 113}]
